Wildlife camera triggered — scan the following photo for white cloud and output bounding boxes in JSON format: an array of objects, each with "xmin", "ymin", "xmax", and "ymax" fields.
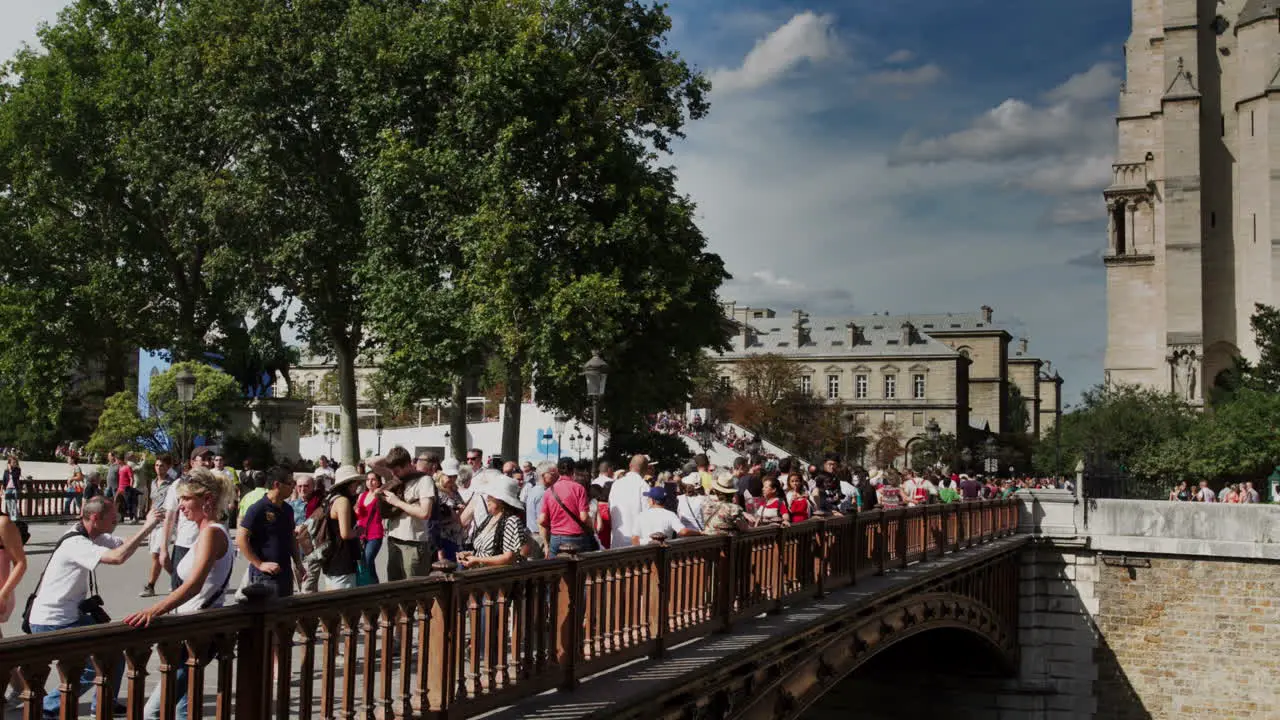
[
  {"xmin": 884, "ymin": 49, "xmax": 915, "ymax": 65},
  {"xmin": 867, "ymin": 63, "xmax": 943, "ymax": 87},
  {"xmin": 750, "ymin": 269, "xmax": 796, "ymax": 288},
  {"xmin": 1046, "ymin": 196, "xmax": 1106, "ymax": 226},
  {"xmin": 891, "ymin": 62, "xmax": 1119, "ymax": 164},
  {"xmin": 708, "ymin": 11, "xmax": 843, "ymax": 94},
  {"xmin": 1019, "ymin": 155, "xmax": 1113, "ymax": 194}
]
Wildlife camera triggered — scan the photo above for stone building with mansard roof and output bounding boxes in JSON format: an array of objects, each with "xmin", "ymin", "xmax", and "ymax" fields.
[
  {"xmin": 1104, "ymin": 0, "xmax": 1280, "ymax": 402},
  {"xmin": 713, "ymin": 303, "xmax": 1064, "ymax": 460}
]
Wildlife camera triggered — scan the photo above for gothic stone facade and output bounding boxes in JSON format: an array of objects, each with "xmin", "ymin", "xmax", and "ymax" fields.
[{"xmin": 1105, "ymin": 0, "xmax": 1280, "ymax": 402}]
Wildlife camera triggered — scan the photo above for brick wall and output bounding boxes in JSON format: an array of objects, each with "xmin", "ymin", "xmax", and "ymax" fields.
[{"xmin": 1093, "ymin": 554, "xmax": 1280, "ymax": 719}]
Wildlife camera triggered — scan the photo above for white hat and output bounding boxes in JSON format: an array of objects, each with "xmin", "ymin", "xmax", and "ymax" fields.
[
  {"xmin": 680, "ymin": 473, "xmax": 700, "ymax": 487},
  {"xmin": 486, "ymin": 474, "xmax": 524, "ymax": 510},
  {"xmin": 441, "ymin": 458, "xmax": 460, "ymax": 476},
  {"xmin": 330, "ymin": 465, "xmax": 364, "ymax": 492}
]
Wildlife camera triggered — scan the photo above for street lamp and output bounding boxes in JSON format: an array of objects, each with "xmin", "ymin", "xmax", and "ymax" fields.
[
  {"xmin": 175, "ymin": 367, "xmax": 197, "ymax": 464},
  {"xmin": 842, "ymin": 410, "xmax": 857, "ymax": 465},
  {"xmin": 443, "ymin": 430, "xmax": 451, "ymax": 459},
  {"xmin": 375, "ymin": 417, "xmax": 384, "ymax": 455},
  {"xmin": 324, "ymin": 427, "xmax": 338, "ymax": 460},
  {"xmin": 925, "ymin": 418, "xmax": 941, "ymax": 469},
  {"xmin": 983, "ymin": 436, "xmax": 998, "ymax": 475},
  {"xmin": 553, "ymin": 412, "xmax": 570, "ymax": 458},
  {"xmin": 583, "ymin": 352, "xmax": 608, "ymax": 469}
]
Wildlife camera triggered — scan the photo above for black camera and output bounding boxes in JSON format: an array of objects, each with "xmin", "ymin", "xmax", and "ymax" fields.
[{"xmin": 79, "ymin": 594, "xmax": 111, "ymax": 625}]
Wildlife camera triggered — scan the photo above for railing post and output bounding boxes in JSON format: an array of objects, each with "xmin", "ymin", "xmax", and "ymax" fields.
[
  {"xmin": 849, "ymin": 513, "xmax": 861, "ymax": 584},
  {"xmin": 426, "ymin": 560, "xmax": 459, "ymax": 715},
  {"xmin": 897, "ymin": 509, "xmax": 909, "ymax": 569},
  {"xmin": 556, "ymin": 547, "xmax": 582, "ymax": 691},
  {"xmin": 813, "ymin": 518, "xmax": 827, "ymax": 599},
  {"xmin": 718, "ymin": 536, "xmax": 737, "ymax": 632},
  {"xmin": 650, "ymin": 535, "xmax": 670, "ymax": 659},
  {"xmin": 877, "ymin": 510, "xmax": 888, "ymax": 575},
  {"xmin": 771, "ymin": 525, "xmax": 785, "ymax": 614},
  {"xmin": 920, "ymin": 507, "xmax": 930, "ymax": 563},
  {"xmin": 234, "ymin": 584, "xmax": 273, "ymax": 720}
]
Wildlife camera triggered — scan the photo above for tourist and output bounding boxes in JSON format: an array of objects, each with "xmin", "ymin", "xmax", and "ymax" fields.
[
  {"xmin": 539, "ymin": 456, "xmax": 594, "ymax": 555},
  {"xmin": 124, "ymin": 469, "xmax": 234, "ymax": 720},
  {"xmin": 28, "ymin": 498, "xmax": 163, "ymax": 718},
  {"xmin": 458, "ymin": 474, "xmax": 528, "ymax": 569},
  {"xmin": 1196, "ymin": 480, "xmax": 1216, "ymax": 502},
  {"xmin": 589, "ymin": 483, "xmax": 612, "ymax": 550},
  {"xmin": 694, "ymin": 453, "xmax": 714, "ymax": 494},
  {"xmin": 434, "ymin": 464, "xmax": 468, "ymax": 562},
  {"xmin": 140, "ymin": 454, "xmax": 179, "ymax": 598},
  {"xmin": 286, "ymin": 474, "xmax": 324, "ymax": 593},
  {"xmin": 522, "ymin": 462, "xmax": 551, "ymax": 557},
  {"xmin": 355, "ymin": 471, "xmax": 385, "ymax": 584},
  {"xmin": 877, "ymin": 472, "xmax": 905, "ymax": 509},
  {"xmin": 159, "ymin": 447, "xmax": 212, "ymax": 591},
  {"xmin": 315, "ymin": 466, "xmax": 362, "ymax": 590},
  {"xmin": 785, "ymin": 473, "xmax": 811, "ymax": 523},
  {"xmin": 314, "ymin": 455, "xmax": 335, "ymax": 488},
  {"xmin": 372, "ymin": 446, "xmax": 436, "ymax": 580},
  {"xmin": 237, "ymin": 467, "xmax": 304, "ymax": 598},
  {"xmin": 117, "ymin": 452, "xmax": 136, "ymax": 521},
  {"xmin": 465, "ymin": 448, "xmax": 484, "ymax": 475},
  {"xmin": 1170, "ymin": 481, "xmax": 1192, "ymax": 502},
  {"xmin": 63, "ymin": 452, "xmax": 84, "ymax": 516},
  {"xmin": 676, "ymin": 475, "xmax": 706, "ymax": 531},
  {"xmin": 1224, "ymin": 484, "xmax": 1242, "ymax": 504},
  {"xmin": 608, "ymin": 455, "xmax": 649, "ymax": 548},
  {"xmin": 0, "ymin": 503, "xmax": 29, "ymax": 704},
  {"xmin": 3, "ymin": 455, "xmax": 21, "ymax": 519},
  {"xmin": 959, "ymin": 473, "xmax": 982, "ymax": 502},
  {"xmin": 937, "ymin": 474, "xmax": 961, "ymax": 503},
  {"xmin": 592, "ymin": 461, "xmax": 614, "ymax": 488},
  {"xmin": 1244, "ymin": 481, "xmax": 1261, "ymax": 503},
  {"xmin": 753, "ymin": 476, "xmax": 790, "ymax": 527},
  {"xmin": 633, "ymin": 486, "xmax": 698, "ymax": 544},
  {"xmin": 701, "ymin": 471, "xmax": 751, "ymax": 534}
]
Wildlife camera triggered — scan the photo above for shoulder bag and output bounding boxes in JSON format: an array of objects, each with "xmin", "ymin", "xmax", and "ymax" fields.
[{"xmin": 548, "ymin": 487, "xmax": 598, "ymax": 551}]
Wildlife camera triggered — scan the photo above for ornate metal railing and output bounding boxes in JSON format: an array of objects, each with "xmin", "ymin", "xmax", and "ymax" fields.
[{"xmin": 0, "ymin": 499, "xmax": 1019, "ymax": 719}]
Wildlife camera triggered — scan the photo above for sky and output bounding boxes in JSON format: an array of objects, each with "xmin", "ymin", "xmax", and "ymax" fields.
[{"xmin": 0, "ymin": 1, "xmax": 1131, "ymax": 403}]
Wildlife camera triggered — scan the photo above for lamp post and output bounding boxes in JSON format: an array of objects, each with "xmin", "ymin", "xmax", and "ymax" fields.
[
  {"xmin": 175, "ymin": 367, "xmax": 197, "ymax": 464},
  {"xmin": 553, "ymin": 412, "xmax": 569, "ymax": 459},
  {"xmin": 983, "ymin": 436, "xmax": 998, "ymax": 475},
  {"xmin": 925, "ymin": 418, "xmax": 941, "ymax": 468},
  {"xmin": 582, "ymin": 352, "xmax": 608, "ymax": 470},
  {"xmin": 842, "ymin": 410, "xmax": 857, "ymax": 464},
  {"xmin": 375, "ymin": 417, "xmax": 384, "ymax": 455},
  {"xmin": 443, "ymin": 430, "xmax": 451, "ymax": 459},
  {"xmin": 324, "ymin": 427, "xmax": 338, "ymax": 460}
]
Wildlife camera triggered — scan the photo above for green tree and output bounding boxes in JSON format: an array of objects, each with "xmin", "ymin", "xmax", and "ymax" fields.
[
  {"xmin": 87, "ymin": 391, "xmax": 160, "ymax": 454},
  {"xmin": 870, "ymin": 421, "xmax": 906, "ymax": 470},
  {"xmin": 87, "ymin": 362, "xmax": 240, "ymax": 456},
  {"xmin": 1007, "ymin": 382, "xmax": 1031, "ymax": 436}
]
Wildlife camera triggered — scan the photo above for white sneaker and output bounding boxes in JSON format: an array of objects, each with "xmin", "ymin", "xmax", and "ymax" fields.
[{"xmin": 4, "ymin": 687, "xmax": 21, "ymax": 705}]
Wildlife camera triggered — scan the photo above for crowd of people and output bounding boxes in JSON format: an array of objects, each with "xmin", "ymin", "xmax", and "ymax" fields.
[{"xmin": 1169, "ymin": 479, "xmax": 1264, "ymax": 503}]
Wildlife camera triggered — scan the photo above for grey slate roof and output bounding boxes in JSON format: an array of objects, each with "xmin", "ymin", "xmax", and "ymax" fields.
[
  {"xmin": 1240, "ymin": 0, "xmax": 1280, "ymax": 26},
  {"xmin": 719, "ymin": 316, "xmax": 961, "ymax": 359}
]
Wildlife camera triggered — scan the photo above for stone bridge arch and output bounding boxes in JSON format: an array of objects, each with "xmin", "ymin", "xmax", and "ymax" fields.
[{"xmin": 635, "ymin": 550, "xmax": 1021, "ymax": 720}]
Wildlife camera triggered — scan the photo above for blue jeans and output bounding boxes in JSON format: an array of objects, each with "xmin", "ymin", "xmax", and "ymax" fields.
[
  {"xmin": 33, "ymin": 614, "xmax": 123, "ymax": 714},
  {"xmin": 361, "ymin": 539, "xmax": 382, "ymax": 584},
  {"xmin": 4, "ymin": 490, "xmax": 17, "ymax": 518},
  {"xmin": 549, "ymin": 533, "xmax": 594, "ymax": 557},
  {"xmin": 143, "ymin": 645, "xmax": 211, "ymax": 720}
]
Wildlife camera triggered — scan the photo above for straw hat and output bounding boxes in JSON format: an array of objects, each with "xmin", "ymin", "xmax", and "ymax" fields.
[{"xmin": 330, "ymin": 465, "xmax": 364, "ymax": 492}]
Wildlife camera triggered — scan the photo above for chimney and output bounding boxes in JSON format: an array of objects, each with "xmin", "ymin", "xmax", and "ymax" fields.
[
  {"xmin": 740, "ymin": 321, "xmax": 753, "ymax": 349},
  {"xmin": 792, "ymin": 309, "xmax": 809, "ymax": 346},
  {"xmin": 846, "ymin": 322, "xmax": 863, "ymax": 346},
  {"xmin": 900, "ymin": 321, "xmax": 915, "ymax": 345},
  {"xmin": 980, "ymin": 305, "xmax": 993, "ymax": 324},
  {"xmin": 1018, "ymin": 337, "xmax": 1029, "ymax": 356}
]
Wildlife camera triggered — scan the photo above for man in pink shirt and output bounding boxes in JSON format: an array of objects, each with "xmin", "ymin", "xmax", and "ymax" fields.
[
  {"xmin": 538, "ymin": 457, "xmax": 594, "ymax": 556},
  {"xmin": 117, "ymin": 455, "xmax": 136, "ymax": 521}
]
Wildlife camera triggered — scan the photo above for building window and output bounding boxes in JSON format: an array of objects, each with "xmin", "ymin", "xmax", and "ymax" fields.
[
  {"xmin": 800, "ymin": 375, "xmax": 812, "ymax": 395},
  {"xmin": 913, "ymin": 374, "xmax": 926, "ymax": 399},
  {"xmin": 306, "ymin": 379, "xmax": 316, "ymax": 398},
  {"xmin": 855, "ymin": 374, "xmax": 868, "ymax": 399},
  {"xmin": 884, "ymin": 374, "xmax": 897, "ymax": 399},
  {"xmin": 913, "ymin": 412, "xmax": 924, "ymax": 427},
  {"xmin": 855, "ymin": 412, "xmax": 868, "ymax": 426},
  {"xmin": 884, "ymin": 411, "xmax": 896, "ymax": 425},
  {"xmin": 827, "ymin": 374, "xmax": 840, "ymax": 399},
  {"xmin": 719, "ymin": 375, "xmax": 732, "ymax": 392}
]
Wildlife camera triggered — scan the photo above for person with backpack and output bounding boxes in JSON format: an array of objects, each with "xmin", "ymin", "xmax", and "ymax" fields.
[
  {"xmin": 316, "ymin": 466, "xmax": 362, "ymax": 590},
  {"xmin": 0, "ymin": 504, "xmax": 30, "ymax": 704},
  {"xmin": 371, "ymin": 446, "xmax": 436, "ymax": 580},
  {"xmin": 236, "ymin": 467, "xmax": 305, "ymax": 598},
  {"xmin": 458, "ymin": 473, "xmax": 529, "ymax": 568}
]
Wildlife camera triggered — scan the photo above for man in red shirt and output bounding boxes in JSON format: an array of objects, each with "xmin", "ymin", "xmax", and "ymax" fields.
[{"xmin": 538, "ymin": 456, "xmax": 594, "ymax": 556}]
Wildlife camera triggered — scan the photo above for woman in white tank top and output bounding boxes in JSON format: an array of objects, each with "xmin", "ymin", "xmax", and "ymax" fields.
[{"xmin": 123, "ymin": 468, "xmax": 234, "ymax": 720}]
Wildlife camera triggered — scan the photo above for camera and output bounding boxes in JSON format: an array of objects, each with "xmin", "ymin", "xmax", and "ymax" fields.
[{"xmin": 79, "ymin": 595, "xmax": 111, "ymax": 625}]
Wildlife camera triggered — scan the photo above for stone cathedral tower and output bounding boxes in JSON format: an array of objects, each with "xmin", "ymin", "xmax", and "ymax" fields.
[{"xmin": 1105, "ymin": 0, "xmax": 1280, "ymax": 404}]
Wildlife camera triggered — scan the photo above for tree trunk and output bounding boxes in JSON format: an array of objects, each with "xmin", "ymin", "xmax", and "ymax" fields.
[
  {"xmin": 450, "ymin": 378, "xmax": 467, "ymax": 461},
  {"xmin": 501, "ymin": 358, "xmax": 523, "ymax": 463},
  {"xmin": 333, "ymin": 336, "xmax": 360, "ymax": 465}
]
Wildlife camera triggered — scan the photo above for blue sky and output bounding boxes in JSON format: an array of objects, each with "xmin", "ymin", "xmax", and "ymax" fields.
[{"xmin": 1, "ymin": 1, "xmax": 1131, "ymax": 402}]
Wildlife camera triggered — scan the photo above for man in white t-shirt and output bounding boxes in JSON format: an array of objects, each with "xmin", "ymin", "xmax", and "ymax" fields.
[
  {"xmin": 373, "ymin": 446, "xmax": 437, "ymax": 580},
  {"xmin": 633, "ymin": 486, "xmax": 699, "ymax": 545},
  {"xmin": 30, "ymin": 496, "xmax": 162, "ymax": 716},
  {"xmin": 159, "ymin": 447, "xmax": 211, "ymax": 590},
  {"xmin": 609, "ymin": 455, "xmax": 650, "ymax": 548}
]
